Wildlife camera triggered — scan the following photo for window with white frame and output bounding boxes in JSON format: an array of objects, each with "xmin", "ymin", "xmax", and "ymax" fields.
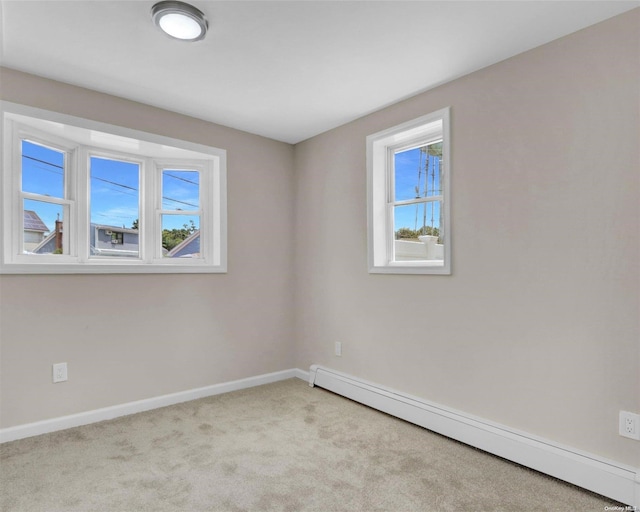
[
  {"xmin": 367, "ymin": 108, "xmax": 450, "ymax": 274},
  {"xmin": 1, "ymin": 103, "xmax": 227, "ymax": 274}
]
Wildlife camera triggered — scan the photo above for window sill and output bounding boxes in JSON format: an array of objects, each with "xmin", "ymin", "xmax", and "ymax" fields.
[
  {"xmin": 0, "ymin": 262, "xmax": 227, "ymax": 275},
  {"xmin": 369, "ymin": 262, "xmax": 451, "ymax": 275}
]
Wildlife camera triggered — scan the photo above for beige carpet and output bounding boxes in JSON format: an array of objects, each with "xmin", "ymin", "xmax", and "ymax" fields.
[{"xmin": 0, "ymin": 379, "xmax": 623, "ymax": 511}]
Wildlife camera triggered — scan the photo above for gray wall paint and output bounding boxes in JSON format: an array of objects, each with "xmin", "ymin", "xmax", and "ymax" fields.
[
  {"xmin": 1, "ymin": 9, "xmax": 638, "ymax": 469},
  {"xmin": 0, "ymin": 68, "xmax": 296, "ymax": 426},
  {"xmin": 293, "ymin": 10, "xmax": 639, "ymax": 467}
]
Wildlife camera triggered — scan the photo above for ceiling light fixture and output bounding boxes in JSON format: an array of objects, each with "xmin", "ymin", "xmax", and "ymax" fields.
[{"xmin": 151, "ymin": 1, "xmax": 208, "ymax": 42}]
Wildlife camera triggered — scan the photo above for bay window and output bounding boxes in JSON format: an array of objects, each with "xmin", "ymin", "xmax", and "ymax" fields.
[{"xmin": 1, "ymin": 102, "xmax": 227, "ymax": 274}]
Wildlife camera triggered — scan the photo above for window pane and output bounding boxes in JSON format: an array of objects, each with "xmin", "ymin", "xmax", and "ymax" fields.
[
  {"xmin": 162, "ymin": 170, "xmax": 199, "ymax": 211},
  {"xmin": 90, "ymin": 157, "xmax": 140, "ymax": 258},
  {"xmin": 23, "ymin": 199, "xmax": 65, "ymax": 255},
  {"xmin": 162, "ymin": 215, "xmax": 200, "ymax": 258},
  {"xmin": 393, "ymin": 202, "xmax": 443, "ymax": 262},
  {"xmin": 394, "ymin": 141, "xmax": 442, "ymax": 202},
  {"xmin": 21, "ymin": 140, "xmax": 65, "ymax": 198}
]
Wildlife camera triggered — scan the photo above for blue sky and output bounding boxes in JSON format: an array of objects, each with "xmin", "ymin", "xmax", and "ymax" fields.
[
  {"xmin": 22, "ymin": 139, "xmax": 441, "ymax": 238},
  {"xmin": 22, "ymin": 141, "xmax": 200, "ymax": 234},
  {"xmin": 393, "ymin": 144, "xmax": 442, "ymax": 234}
]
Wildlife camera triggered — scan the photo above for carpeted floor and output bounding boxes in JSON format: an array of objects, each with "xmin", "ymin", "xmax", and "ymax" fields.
[{"xmin": 0, "ymin": 378, "xmax": 624, "ymax": 511}]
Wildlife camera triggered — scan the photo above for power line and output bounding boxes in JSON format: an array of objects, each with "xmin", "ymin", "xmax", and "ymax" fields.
[
  {"xmin": 92, "ymin": 175, "xmax": 137, "ymax": 192},
  {"xmin": 164, "ymin": 172, "xmax": 199, "ymax": 185},
  {"xmin": 162, "ymin": 196, "xmax": 198, "ymax": 208},
  {"xmin": 22, "ymin": 154, "xmax": 64, "ymax": 170},
  {"xmin": 22, "ymin": 155, "xmax": 197, "ymax": 207}
]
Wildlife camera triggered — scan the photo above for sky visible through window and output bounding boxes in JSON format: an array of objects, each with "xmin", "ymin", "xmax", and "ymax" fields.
[
  {"xmin": 21, "ymin": 141, "xmax": 200, "ymax": 234},
  {"xmin": 393, "ymin": 142, "xmax": 442, "ymax": 235},
  {"xmin": 90, "ymin": 156, "xmax": 140, "ymax": 228},
  {"xmin": 23, "ymin": 139, "xmax": 436, "ymax": 239}
]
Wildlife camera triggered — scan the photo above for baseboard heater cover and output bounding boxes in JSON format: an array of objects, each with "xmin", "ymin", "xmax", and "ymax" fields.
[{"xmin": 308, "ymin": 365, "xmax": 639, "ymax": 508}]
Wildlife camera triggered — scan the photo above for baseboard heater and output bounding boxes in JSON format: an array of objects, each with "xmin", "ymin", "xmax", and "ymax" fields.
[{"xmin": 308, "ymin": 365, "xmax": 639, "ymax": 508}]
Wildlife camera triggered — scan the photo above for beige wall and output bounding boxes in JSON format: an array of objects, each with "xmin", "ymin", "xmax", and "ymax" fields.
[
  {"xmin": 0, "ymin": 68, "xmax": 296, "ymax": 426},
  {"xmin": 294, "ymin": 10, "xmax": 639, "ymax": 466},
  {"xmin": 1, "ymin": 9, "xmax": 638, "ymax": 469}
]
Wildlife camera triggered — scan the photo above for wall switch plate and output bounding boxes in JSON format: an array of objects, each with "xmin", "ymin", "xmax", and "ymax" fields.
[
  {"xmin": 335, "ymin": 342, "xmax": 342, "ymax": 357},
  {"xmin": 619, "ymin": 411, "xmax": 640, "ymax": 440},
  {"xmin": 53, "ymin": 363, "xmax": 68, "ymax": 383}
]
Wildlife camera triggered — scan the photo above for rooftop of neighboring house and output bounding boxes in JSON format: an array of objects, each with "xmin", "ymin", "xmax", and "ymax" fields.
[
  {"xmin": 23, "ymin": 210, "xmax": 49, "ymax": 233},
  {"xmin": 92, "ymin": 224, "xmax": 139, "ymax": 235},
  {"xmin": 167, "ymin": 230, "xmax": 200, "ymax": 258}
]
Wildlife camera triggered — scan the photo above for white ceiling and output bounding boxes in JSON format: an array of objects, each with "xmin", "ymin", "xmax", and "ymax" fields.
[{"xmin": 1, "ymin": 1, "xmax": 637, "ymax": 144}]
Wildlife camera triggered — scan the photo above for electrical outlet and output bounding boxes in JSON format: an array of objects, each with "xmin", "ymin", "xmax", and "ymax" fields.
[
  {"xmin": 619, "ymin": 411, "xmax": 640, "ymax": 440},
  {"xmin": 334, "ymin": 341, "xmax": 342, "ymax": 357},
  {"xmin": 52, "ymin": 363, "xmax": 68, "ymax": 383}
]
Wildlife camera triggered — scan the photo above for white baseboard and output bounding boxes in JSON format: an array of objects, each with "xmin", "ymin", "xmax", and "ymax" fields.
[
  {"xmin": 0, "ymin": 368, "xmax": 309, "ymax": 444},
  {"xmin": 294, "ymin": 368, "xmax": 310, "ymax": 381},
  {"xmin": 309, "ymin": 364, "xmax": 639, "ymax": 508}
]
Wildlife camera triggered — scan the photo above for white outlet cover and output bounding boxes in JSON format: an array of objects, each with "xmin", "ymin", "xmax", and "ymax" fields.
[
  {"xmin": 618, "ymin": 411, "xmax": 640, "ymax": 440},
  {"xmin": 53, "ymin": 362, "xmax": 68, "ymax": 383}
]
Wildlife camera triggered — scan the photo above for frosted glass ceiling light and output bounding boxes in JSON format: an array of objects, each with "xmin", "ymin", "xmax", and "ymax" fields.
[{"xmin": 151, "ymin": 1, "xmax": 208, "ymax": 42}]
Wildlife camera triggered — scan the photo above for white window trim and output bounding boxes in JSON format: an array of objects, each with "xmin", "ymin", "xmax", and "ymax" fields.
[
  {"xmin": 153, "ymin": 159, "xmax": 211, "ymax": 263},
  {"xmin": 1, "ymin": 102, "xmax": 227, "ymax": 274},
  {"xmin": 367, "ymin": 108, "xmax": 451, "ymax": 275}
]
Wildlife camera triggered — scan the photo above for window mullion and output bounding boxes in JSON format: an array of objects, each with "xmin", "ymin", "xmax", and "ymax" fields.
[
  {"xmin": 68, "ymin": 146, "xmax": 80, "ymax": 259},
  {"xmin": 142, "ymin": 157, "xmax": 155, "ymax": 262},
  {"xmin": 76, "ymin": 147, "xmax": 89, "ymax": 262},
  {"xmin": 201, "ymin": 162, "xmax": 212, "ymax": 263}
]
